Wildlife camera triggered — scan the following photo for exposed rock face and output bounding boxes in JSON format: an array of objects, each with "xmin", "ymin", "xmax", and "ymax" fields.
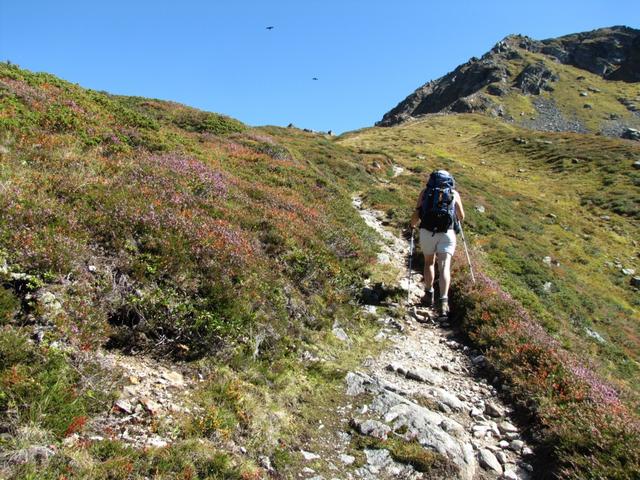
[
  {"xmin": 514, "ymin": 62, "xmax": 559, "ymax": 95},
  {"xmin": 538, "ymin": 26, "xmax": 640, "ymax": 80},
  {"xmin": 378, "ymin": 58, "xmax": 510, "ymax": 126},
  {"xmin": 378, "ymin": 26, "xmax": 639, "ymax": 127}
]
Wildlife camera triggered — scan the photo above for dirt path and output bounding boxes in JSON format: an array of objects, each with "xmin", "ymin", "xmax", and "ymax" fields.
[{"xmin": 290, "ymin": 197, "xmax": 534, "ymax": 480}]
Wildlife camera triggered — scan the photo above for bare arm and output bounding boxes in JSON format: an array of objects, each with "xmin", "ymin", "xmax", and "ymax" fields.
[
  {"xmin": 410, "ymin": 189, "xmax": 425, "ymax": 229},
  {"xmin": 454, "ymin": 190, "xmax": 465, "ymax": 222}
]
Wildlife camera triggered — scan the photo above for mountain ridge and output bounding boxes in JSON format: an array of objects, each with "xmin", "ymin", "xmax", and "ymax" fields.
[{"xmin": 377, "ymin": 26, "xmax": 640, "ymax": 133}]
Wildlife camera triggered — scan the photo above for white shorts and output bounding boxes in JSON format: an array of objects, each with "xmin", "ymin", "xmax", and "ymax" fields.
[{"xmin": 419, "ymin": 228, "xmax": 456, "ymax": 256}]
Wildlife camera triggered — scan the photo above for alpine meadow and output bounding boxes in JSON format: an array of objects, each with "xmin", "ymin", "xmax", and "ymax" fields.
[{"xmin": 1, "ymin": 22, "xmax": 639, "ymax": 480}]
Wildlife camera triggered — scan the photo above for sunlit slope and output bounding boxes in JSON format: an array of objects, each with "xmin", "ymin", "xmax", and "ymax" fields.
[{"xmin": 340, "ymin": 114, "xmax": 640, "ymax": 403}]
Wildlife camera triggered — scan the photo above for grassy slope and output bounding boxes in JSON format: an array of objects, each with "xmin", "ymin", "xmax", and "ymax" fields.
[
  {"xmin": 0, "ymin": 63, "xmax": 394, "ymax": 478},
  {"xmin": 340, "ymin": 113, "xmax": 640, "ymax": 478},
  {"xmin": 340, "ymin": 114, "xmax": 640, "ymax": 404}
]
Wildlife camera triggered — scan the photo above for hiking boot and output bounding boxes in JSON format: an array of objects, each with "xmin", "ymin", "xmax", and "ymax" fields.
[
  {"xmin": 439, "ymin": 298, "xmax": 450, "ymax": 317},
  {"xmin": 421, "ymin": 289, "xmax": 434, "ymax": 307}
]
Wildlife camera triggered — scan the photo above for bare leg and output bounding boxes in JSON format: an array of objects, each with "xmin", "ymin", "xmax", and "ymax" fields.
[
  {"xmin": 423, "ymin": 254, "xmax": 436, "ymax": 290},
  {"xmin": 436, "ymin": 253, "xmax": 452, "ymax": 299}
]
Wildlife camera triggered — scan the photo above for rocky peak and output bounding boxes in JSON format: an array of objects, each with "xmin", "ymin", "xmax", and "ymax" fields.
[{"xmin": 378, "ymin": 26, "xmax": 640, "ymax": 127}]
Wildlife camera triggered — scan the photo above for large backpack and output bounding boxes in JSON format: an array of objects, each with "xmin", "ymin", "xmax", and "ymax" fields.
[{"xmin": 420, "ymin": 170, "xmax": 457, "ymax": 233}]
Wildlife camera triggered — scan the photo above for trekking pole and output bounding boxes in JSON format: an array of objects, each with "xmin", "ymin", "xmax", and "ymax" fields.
[
  {"xmin": 407, "ymin": 228, "xmax": 415, "ymax": 303},
  {"xmin": 459, "ymin": 223, "xmax": 476, "ymax": 284}
]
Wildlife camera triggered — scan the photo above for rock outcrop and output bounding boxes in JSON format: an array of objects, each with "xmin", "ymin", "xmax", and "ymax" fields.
[{"xmin": 378, "ymin": 26, "xmax": 640, "ymax": 127}]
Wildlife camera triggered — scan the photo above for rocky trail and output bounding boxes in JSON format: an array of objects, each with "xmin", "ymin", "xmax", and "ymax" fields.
[
  {"xmin": 289, "ymin": 197, "xmax": 535, "ymax": 480},
  {"xmin": 59, "ymin": 194, "xmax": 535, "ymax": 480}
]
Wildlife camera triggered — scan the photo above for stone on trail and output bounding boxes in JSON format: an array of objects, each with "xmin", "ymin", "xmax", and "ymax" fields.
[
  {"xmin": 498, "ymin": 420, "xmax": 518, "ymax": 434},
  {"xmin": 509, "ymin": 439, "xmax": 524, "ymax": 452},
  {"xmin": 496, "ymin": 450, "xmax": 509, "ymax": 465},
  {"xmin": 484, "ymin": 400, "xmax": 505, "ymax": 418},
  {"xmin": 479, "ymin": 448, "xmax": 503, "ymax": 474},
  {"xmin": 371, "ymin": 392, "xmax": 477, "ymax": 479},
  {"xmin": 503, "ymin": 469, "xmax": 520, "ymax": 480},
  {"xmin": 406, "ymin": 367, "xmax": 441, "ymax": 385},
  {"xmin": 431, "ymin": 387, "xmax": 464, "ymax": 411}
]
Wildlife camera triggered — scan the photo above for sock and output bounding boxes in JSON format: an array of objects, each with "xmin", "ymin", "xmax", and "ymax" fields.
[{"xmin": 440, "ymin": 296, "xmax": 448, "ymax": 301}]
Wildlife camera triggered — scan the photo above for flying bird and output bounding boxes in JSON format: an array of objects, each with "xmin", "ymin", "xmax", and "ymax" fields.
[
  {"xmin": 312, "ymin": 77, "xmax": 318, "ymax": 81},
  {"xmin": 266, "ymin": 26, "xmax": 274, "ymax": 30}
]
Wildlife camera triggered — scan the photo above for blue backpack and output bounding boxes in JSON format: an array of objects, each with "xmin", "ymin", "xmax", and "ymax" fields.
[{"xmin": 420, "ymin": 170, "xmax": 457, "ymax": 233}]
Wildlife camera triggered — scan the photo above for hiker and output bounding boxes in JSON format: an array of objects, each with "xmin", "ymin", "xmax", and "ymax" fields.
[{"xmin": 410, "ymin": 170, "xmax": 465, "ymax": 316}]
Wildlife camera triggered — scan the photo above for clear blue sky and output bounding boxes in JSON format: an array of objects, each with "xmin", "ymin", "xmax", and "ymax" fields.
[{"xmin": 1, "ymin": 1, "xmax": 639, "ymax": 133}]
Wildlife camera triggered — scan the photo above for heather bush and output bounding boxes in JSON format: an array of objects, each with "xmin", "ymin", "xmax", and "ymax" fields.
[{"xmin": 450, "ymin": 259, "xmax": 640, "ymax": 479}]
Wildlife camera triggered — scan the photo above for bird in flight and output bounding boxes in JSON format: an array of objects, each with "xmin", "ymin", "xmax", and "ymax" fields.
[
  {"xmin": 312, "ymin": 77, "xmax": 318, "ymax": 81},
  {"xmin": 266, "ymin": 26, "xmax": 274, "ymax": 30}
]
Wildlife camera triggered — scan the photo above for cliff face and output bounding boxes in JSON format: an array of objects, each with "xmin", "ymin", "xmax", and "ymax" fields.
[{"xmin": 378, "ymin": 26, "xmax": 640, "ymax": 127}]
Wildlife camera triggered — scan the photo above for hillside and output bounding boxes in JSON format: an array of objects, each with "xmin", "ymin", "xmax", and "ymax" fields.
[
  {"xmin": 1, "ymin": 39, "xmax": 640, "ymax": 480},
  {"xmin": 378, "ymin": 26, "xmax": 640, "ymax": 138},
  {"xmin": 0, "ymin": 62, "xmax": 390, "ymax": 479}
]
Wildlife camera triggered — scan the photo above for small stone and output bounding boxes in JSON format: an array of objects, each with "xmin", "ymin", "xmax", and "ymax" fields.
[
  {"xmin": 496, "ymin": 451, "xmax": 509, "ymax": 464},
  {"xmin": 472, "ymin": 355, "xmax": 486, "ymax": 366},
  {"xmin": 258, "ymin": 455, "xmax": 273, "ymax": 471},
  {"xmin": 621, "ymin": 268, "xmax": 635, "ymax": 276},
  {"xmin": 475, "ymin": 205, "xmax": 486, "ymax": 213},
  {"xmin": 633, "ymin": 161, "xmax": 640, "ymax": 170},
  {"xmin": 542, "ymin": 282, "xmax": 553, "ymax": 293},
  {"xmin": 147, "ymin": 437, "xmax": 168, "ymax": 448},
  {"xmin": 87, "ymin": 265, "xmax": 97, "ymax": 273},
  {"xmin": 301, "ymin": 450, "xmax": 320, "ymax": 461},
  {"xmin": 509, "ymin": 439, "xmax": 524, "ymax": 452},
  {"xmin": 140, "ymin": 397, "xmax": 162, "ymax": 415},
  {"xmin": 485, "ymin": 401, "xmax": 505, "ymax": 418},
  {"xmin": 503, "ymin": 470, "xmax": 520, "ymax": 480},
  {"xmin": 580, "ymin": 91, "xmax": 588, "ymax": 97},
  {"xmin": 631, "ymin": 276, "xmax": 640, "ymax": 288},
  {"xmin": 332, "ymin": 327, "xmax": 350, "ymax": 343},
  {"xmin": 479, "ymin": 448, "xmax": 503, "ymax": 474},
  {"xmin": 522, "ymin": 446, "xmax": 534, "ymax": 456},
  {"xmin": 161, "ymin": 371, "xmax": 184, "ymax": 386},
  {"xmin": 339, "ymin": 454, "xmax": 355, "ymax": 465},
  {"xmin": 499, "ymin": 421, "xmax": 518, "ymax": 434},
  {"xmin": 114, "ymin": 399, "xmax": 134, "ymax": 414},
  {"xmin": 470, "ymin": 407, "xmax": 483, "ymax": 417}
]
